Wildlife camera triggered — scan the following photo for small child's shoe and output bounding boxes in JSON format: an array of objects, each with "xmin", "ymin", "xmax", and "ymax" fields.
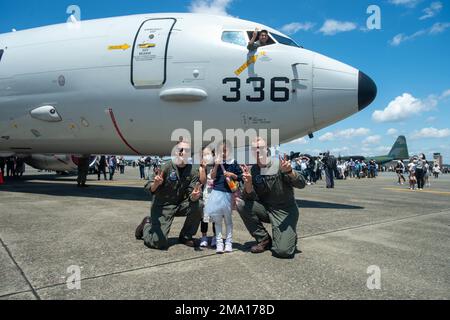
[{"xmin": 200, "ymin": 236, "xmax": 208, "ymax": 247}]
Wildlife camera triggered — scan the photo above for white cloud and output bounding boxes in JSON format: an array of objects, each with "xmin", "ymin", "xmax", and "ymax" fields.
[
  {"xmin": 291, "ymin": 137, "xmax": 309, "ymax": 144},
  {"xmin": 420, "ymin": 2, "xmax": 443, "ymax": 20},
  {"xmin": 429, "ymin": 22, "xmax": 450, "ymax": 34},
  {"xmin": 372, "ymin": 93, "xmax": 437, "ymax": 122},
  {"xmin": 389, "ymin": 0, "xmax": 421, "ymax": 7},
  {"xmin": 412, "ymin": 127, "xmax": 450, "ymax": 139},
  {"xmin": 331, "ymin": 147, "xmax": 350, "ymax": 154},
  {"xmin": 390, "ymin": 22, "xmax": 450, "ymax": 46},
  {"xmin": 188, "ymin": 0, "xmax": 233, "ymax": 16},
  {"xmin": 318, "ymin": 20, "xmax": 357, "ymax": 36},
  {"xmin": 318, "ymin": 132, "xmax": 335, "ymax": 141},
  {"xmin": 387, "ymin": 128, "xmax": 399, "ymax": 136},
  {"xmin": 441, "ymin": 89, "xmax": 450, "ymax": 99},
  {"xmin": 338, "ymin": 128, "xmax": 371, "ymax": 138},
  {"xmin": 390, "ymin": 34, "xmax": 405, "ymax": 46},
  {"xmin": 318, "ymin": 128, "xmax": 370, "ymax": 141},
  {"xmin": 389, "ymin": 30, "xmax": 426, "ymax": 46},
  {"xmin": 281, "ymin": 22, "xmax": 315, "ymax": 35},
  {"xmin": 363, "ymin": 135, "xmax": 382, "ymax": 145}
]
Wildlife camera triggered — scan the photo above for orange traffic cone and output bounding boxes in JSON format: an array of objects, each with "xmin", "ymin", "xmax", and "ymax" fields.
[{"xmin": 0, "ymin": 170, "xmax": 4, "ymax": 185}]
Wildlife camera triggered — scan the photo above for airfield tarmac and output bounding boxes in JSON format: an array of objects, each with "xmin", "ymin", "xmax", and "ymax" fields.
[{"xmin": 0, "ymin": 166, "xmax": 449, "ymax": 300}]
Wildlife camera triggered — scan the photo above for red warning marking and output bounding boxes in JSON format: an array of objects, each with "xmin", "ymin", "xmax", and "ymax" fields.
[{"xmin": 108, "ymin": 108, "xmax": 142, "ymax": 155}]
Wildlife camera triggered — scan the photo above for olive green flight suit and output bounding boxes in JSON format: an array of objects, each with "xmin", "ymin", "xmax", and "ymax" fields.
[
  {"xmin": 237, "ymin": 165, "xmax": 306, "ymax": 258},
  {"xmin": 142, "ymin": 161, "xmax": 202, "ymax": 250}
]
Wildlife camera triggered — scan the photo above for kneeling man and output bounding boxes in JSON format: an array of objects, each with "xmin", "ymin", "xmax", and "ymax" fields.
[
  {"xmin": 135, "ymin": 140, "xmax": 202, "ymax": 249},
  {"xmin": 237, "ymin": 137, "xmax": 305, "ymax": 258}
]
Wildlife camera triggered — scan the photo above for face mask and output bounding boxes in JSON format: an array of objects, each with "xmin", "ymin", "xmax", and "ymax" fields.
[
  {"xmin": 203, "ymin": 154, "xmax": 214, "ymax": 164},
  {"xmin": 172, "ymin": 155, "xmax": 187, "ymax": 166}
]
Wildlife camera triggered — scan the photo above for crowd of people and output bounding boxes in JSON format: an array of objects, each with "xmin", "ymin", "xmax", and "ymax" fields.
[
  {"xmin": 136, "ymin": 156, "xmax": 162, "ymax": 180},
  {"xmin": 91, "ymin": 155, "xmax": 126, "ymax": 180},
  {"xmin": 79, "ymin": 155, "xmax": 165, "ymax": 187},
  {"xmin": 0, "ymin": 156, "xmax": 26, "ymax": 179},
  {"xmin": 393, "ymin": 154, "xmax": 442, "ymax": 190},
  {"xmin": 289, "ymin": 154, "xmax": 381, "ymax": 190},
  {"xmin": 289, "ymin": 152, "xmax": 445, "ymax": 192},
  {"xmin": 77, "ymin": 155, "xmax": 126, "ymax": 187}
]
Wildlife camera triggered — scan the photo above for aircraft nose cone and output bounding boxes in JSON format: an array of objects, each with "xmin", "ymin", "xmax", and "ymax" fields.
[{"xmin": 358, "ymin": 71, "xmax": 377, "ymax": 111}]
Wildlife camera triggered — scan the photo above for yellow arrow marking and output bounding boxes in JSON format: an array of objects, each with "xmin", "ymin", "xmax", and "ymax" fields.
[
  {"xmin": 234, "ymin": 51, "xmax": 266, "ymax": 76},
  {"xmin": 138, "ymin": 43, "xmax": 156, "ymax": 49},
  {"xmin": 108, "ymin": 44, "xmax": 131, "ymax": 51}
]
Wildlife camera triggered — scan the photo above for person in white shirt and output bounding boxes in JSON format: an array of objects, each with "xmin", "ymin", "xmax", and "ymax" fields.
[
  {"xmin": 407, "ymin": 159, "xmax": 417, "ymax": 190},
  {"xmin": 432, "ymin": 164, "xmax": 441, "ymax": 179}
]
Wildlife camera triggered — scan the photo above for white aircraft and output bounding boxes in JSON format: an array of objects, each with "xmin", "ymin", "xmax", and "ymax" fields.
[{"xmin": 0, "ymin": 13, "xmax": 376, "ymax": 171}]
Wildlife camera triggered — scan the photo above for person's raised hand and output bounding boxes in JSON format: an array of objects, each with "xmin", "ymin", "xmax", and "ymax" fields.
[
  {"xmin": 191, "ymin": 182, "xmax": 202, "ymax": 201},
  {"xmin": 252, "ymin": 27, "xmax": 259, "ymax": 40},
  {"xmin": 153, "ymin": 169, "xmax": 164, "ymax": 187},
  {"xmin": 240, "ymin": 164, "xmax": 252, "ymax": 185},
  {"xmin": 280, "ymin": 154, "xmax": 293, "ymax": 173}
]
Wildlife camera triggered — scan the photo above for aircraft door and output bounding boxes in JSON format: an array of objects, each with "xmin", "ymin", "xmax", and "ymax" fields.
[{"xmin": 131, "ymin": 18, "xmax": 176, "ymax": 87}]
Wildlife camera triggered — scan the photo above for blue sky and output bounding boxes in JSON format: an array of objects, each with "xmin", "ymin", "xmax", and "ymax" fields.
[{"xmin": 1, "ymin": 0, "xmax": 449, "ymax": 162}]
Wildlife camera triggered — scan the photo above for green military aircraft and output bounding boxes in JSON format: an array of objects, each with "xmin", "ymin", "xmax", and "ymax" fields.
[{"xmin": 338, "ymin": 136, "xmax": 409, "ymax": 164}]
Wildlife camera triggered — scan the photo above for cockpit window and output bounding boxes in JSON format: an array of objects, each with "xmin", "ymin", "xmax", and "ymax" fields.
[
  {"xmin": 222, "ymin": 31, "xmax": 247, "ymax": 47},
  {"xmin": 0, "ymin": 49, "xmax": 4, "ymax": 61},
  {"xmin": 271, "ymin": 34, "xmax": 301, "ymax": 48}
]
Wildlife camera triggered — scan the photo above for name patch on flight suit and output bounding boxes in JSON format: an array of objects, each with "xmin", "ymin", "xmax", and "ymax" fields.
[
  {"xmin": 255, "ymin": 175, "xmax": 264, "ymax": 184},
  {"xmin": 169, "ymin": 171, "xmax": 178, "ymax": 181}
]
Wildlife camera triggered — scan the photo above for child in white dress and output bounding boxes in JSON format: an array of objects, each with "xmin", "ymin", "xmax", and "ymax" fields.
[
  {"xmin": 199, "ymin": 146, "xmax": 216, "ymax": 247},
  {"xmin": 203, "ymin": 141, "xmax": 242, "ymax": 253}
]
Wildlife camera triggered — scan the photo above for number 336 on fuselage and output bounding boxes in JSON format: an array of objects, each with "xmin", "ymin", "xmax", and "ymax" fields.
[{"xmin": 0, "ymin": 13, "xmax": 376, "ymax": 156}]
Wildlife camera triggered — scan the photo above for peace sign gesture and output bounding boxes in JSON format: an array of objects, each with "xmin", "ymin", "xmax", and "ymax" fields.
[
  {"xmin": 252, "ymin": 27, "xmax": 259, "ymax": 40},
  {"xmin": 240, "ymin": 164, "xmax": 252, "ymax": 185},
  {"xmin": 153, "ymin": 169, "xmax": 164, "ymax": 187},
  {"xmin": 279, "ymin": 154, "xmax": 293, "ymax": 174},
  {"xmin": 191, "ymin": 182, "xmax": 202, "ymax": 201}
]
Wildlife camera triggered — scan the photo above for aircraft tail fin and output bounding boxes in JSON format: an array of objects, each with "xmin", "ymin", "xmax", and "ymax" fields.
[{"xmin": 388, "ymin": 135, "xmax": 409, "ymax": 159}]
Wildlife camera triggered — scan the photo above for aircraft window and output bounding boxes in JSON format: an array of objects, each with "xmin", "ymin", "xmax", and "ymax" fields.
[
  {"xmin": 221, "ymin": 31, "xmax": 247, "ymax": 47},
  {"xmin": 246, "ymin": 31, "xmax": 276, "ymax": 46},
  {"xmin": 271, "ymin": 34, "xmax": 301, "ymax": 48},
  {"xmin": 0, "ymin": 49, "xmax": 3, "ymax": 61}
]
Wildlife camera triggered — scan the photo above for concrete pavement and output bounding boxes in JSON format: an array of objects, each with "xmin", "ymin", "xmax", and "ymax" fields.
[{"xmin": 0, "ymin": 167, "xmax": 449, "ymax": 299}]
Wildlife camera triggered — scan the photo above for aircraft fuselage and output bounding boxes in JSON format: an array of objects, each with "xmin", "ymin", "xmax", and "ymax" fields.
[{"xmin": 0, "ymin": 13, "xmax": 376, "ymax": 156}]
